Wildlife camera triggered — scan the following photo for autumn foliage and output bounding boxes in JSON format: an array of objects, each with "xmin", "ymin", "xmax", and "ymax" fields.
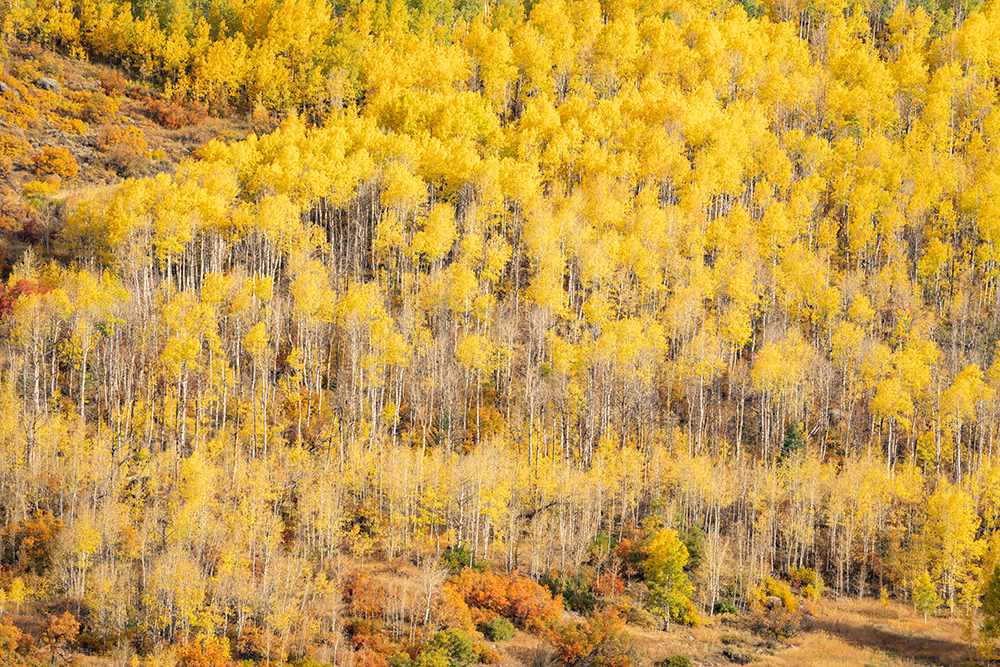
[
  {"xmin": 549, "ymin": 609, "xmax": 640, "ymax": 667},
  {"xmin": 448, "ymin": 570, "xmax": 564, "ymax": 632},
  {"xmin": 23, "ymin": 146, "xmax": 77, "ymax": 180},
  {"xmin": 4, "ymin": 0, "xmax": 1000, "ymax": 662}
]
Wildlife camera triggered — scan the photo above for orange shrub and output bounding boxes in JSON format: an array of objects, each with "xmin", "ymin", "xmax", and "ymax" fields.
[
  {"xmin": 447, "ymin": 570, "xmax": 563, "ymax": 632},
  {"xmin": 437, "ymin": 585, "xmax": 476, "ymax": 633},
  {"xmin": 549, "ymin": 609, "xmax": 639, "ymax": 667},
  {"xmin": 506, "ymin": 573, "xmax": 564, "ymax": 631},
  {"xmin": 344, "ymin": 570, "xmax": 387, "ymax": 619},
  {"xmin": 177, "ymin": 636, "xmax": 233, "ymax": 667},
  {"xmin": 478, "ymin": 644, "xmax": 502, "ymax": 664},
  {"xmin": 0, "ymin": 510, "xmax": 63, "ymax": 573},
  {"xmin": 595, "ymin": 571, "xmax": 625, "ymax": 597},
  {"xmin": 144, "ymin": 95, "xmax": 206, "ymax": 129},
  {"xmin": 98, "ymin": 70, "xmax": 128, "ymax": 95},
  {"xmin": 0, "ymin": 617, "xmax": 31, "ymax": 655},
  {"xmin": 24, "ymin": 146, "xmax": 78, "ymax": 180}
]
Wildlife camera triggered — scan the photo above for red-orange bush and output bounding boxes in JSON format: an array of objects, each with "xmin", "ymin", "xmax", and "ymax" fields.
[
  {"xmin": 177, "ymin": 636, "xmax": 233, "ymax": 667},
  {"xmin": 549, "ymin": 609, "xmax": 639, "ymax": 667},
  {"xmin": 594, "ymin": 571, "xmax": 625, "ymax": 597},
  {"xmin": 344, "ymin": 570, "xmax": 387, "ymax": 619},
  {"xmin": 506, "ymin": 573, "xmax": 564, "ymax": 631},
  {"xmin": 0, "ymin": 510, "xmax": 63, "ymax": 573},
  {"xmin": 447, "ymin": 570, "xmax": 563, "ymax": 632},
  {"xmin": 144, "ymin": 95, "xmax": 206, "ymax": 129},
  {"xmin": 0, "ymin": 279, "xmax": 51, "ymax": 319},
  {"xmin": 98, "ymin": 70, "xmax": 128, "ymax": 95}
]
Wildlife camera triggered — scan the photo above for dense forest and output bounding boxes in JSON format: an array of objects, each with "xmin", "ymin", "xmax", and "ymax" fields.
[{"xmin": 3, "ymin": 0, "xmax": 1000, "ymax": 662}]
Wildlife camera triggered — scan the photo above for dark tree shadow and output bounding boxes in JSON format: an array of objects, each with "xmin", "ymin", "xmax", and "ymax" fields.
[{"xmin": 807, "ymin": 615, "xmax": 969, "ymax": 667}]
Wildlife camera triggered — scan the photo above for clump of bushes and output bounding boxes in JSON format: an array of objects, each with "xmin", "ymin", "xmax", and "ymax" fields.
[
  {"xmin": 447, "ymin": 569, "xmax": 564, "ymax": 632},
  {"xmin": 721, "ymin": 647, "xmax": 753, "ymax": 664},
  {"xmin": 541, "ymin": 569, "xmax": 598, "ymax": 615},
  {"xmin": 80, "ymin": 90, "xmax": 120, "ymax": 123},
  {"xmin": 177, "ymin": 636, "xmax": 232, "ymax": 667},
  {"xmin": 549, "ymin": 608, "xmax": 640, "ymax": 667},
  {"xmin": 746, "ymin": 577, "xmax": 802, "ymax": 638},
  {"xmin": 143, "ymin": 94, "xmax": 206, "ymax": 129},
  {"xmin": 787, "ymin": 567, "xmax": 823, "ymax": 600}
]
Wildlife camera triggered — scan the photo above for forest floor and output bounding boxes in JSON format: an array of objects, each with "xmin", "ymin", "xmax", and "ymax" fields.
[
  {"xmin": 10, "ymin": 591, "xmax": 968, "ymax": 667},
  {"xmin": 633, "ymin": 596, "xmax": 967, "ymax": 667}
]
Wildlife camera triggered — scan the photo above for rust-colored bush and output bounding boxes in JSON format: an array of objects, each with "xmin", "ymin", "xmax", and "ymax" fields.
[
  {"xmin": 144, "ymin": 95, "xmax": 206, "ymax": 129},
  {"xmin": 595, "ymin": 571, "xmax": 626, "ymax": 597},
  {"xmin": 98, "ymin": 70, "xmax": 128, "ymax": 96},
  {"xmin": 0, "ymin": 510, "xmax": 63, "ymax": 572},
  {"xmin": 0, "ymin": 616, "xmax": 31, "ymax": 655},
  {"xmin": 97, "ymin": 124, "xmax": 148, "ymax": 176},
  {"xmin": 344, "ymin": 570, "xmax": 387, "ymax": 619},
  {"xmin": 477, "ymin": 644, "xmax": 502, "ymax": 664},
  {"xmin": 447, "ymin": 570, "xmax": 564, "ymax": 633},
  {"xmin": 177, "ymin": 636, "xmax": 233, "ymax": 667},
  {"xmin": 42, "ymin": 611, "xmax": 80, "ymax": 664},
  {"xmin": 549, "ymin": 609, "xmax": 640, "ymax": 667}
]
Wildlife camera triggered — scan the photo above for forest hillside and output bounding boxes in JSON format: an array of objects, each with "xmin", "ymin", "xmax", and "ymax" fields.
[{"xmin": 3, "ymin": 0, "xmax": 1000, "ymax": 663}]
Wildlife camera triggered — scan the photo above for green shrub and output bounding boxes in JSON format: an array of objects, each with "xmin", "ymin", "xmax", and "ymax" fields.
[
  {"xmin": 442, "ymin": 544, "xmax": 475, "ymax": 573},
  {"xmin": 388, "ymin": 652, "xmax": 413, "ymax": 667},
  {"xmin": 413, "ymin": 649, "xmax": 450, "ymax": 667},
  {"xmin": 541, "ymin": 570, "xmax": 598, "ymax": 615},
  {"xmin": 660, "ymin": 656, "xmax": 692, "ymax": 667},
  {"xmin": 432, "ymin": 628, "xmax": 477, "ymax": 667},
  {"xmin": 713, "ymin": 599, "xmax": 738, "ymax": 615},
  {"xmin": 483, "ymin": 617, "xmax": 515, "ymax": 642}
]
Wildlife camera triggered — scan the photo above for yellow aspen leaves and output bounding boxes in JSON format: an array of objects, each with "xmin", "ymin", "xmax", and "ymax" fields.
[
  {"xmin": 243, "ymin": 321, "xmax": 269, "ymax": 358},
  {"xmin": 411, "ymin": 202, "xmax": 457, "ymax": 262}
]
